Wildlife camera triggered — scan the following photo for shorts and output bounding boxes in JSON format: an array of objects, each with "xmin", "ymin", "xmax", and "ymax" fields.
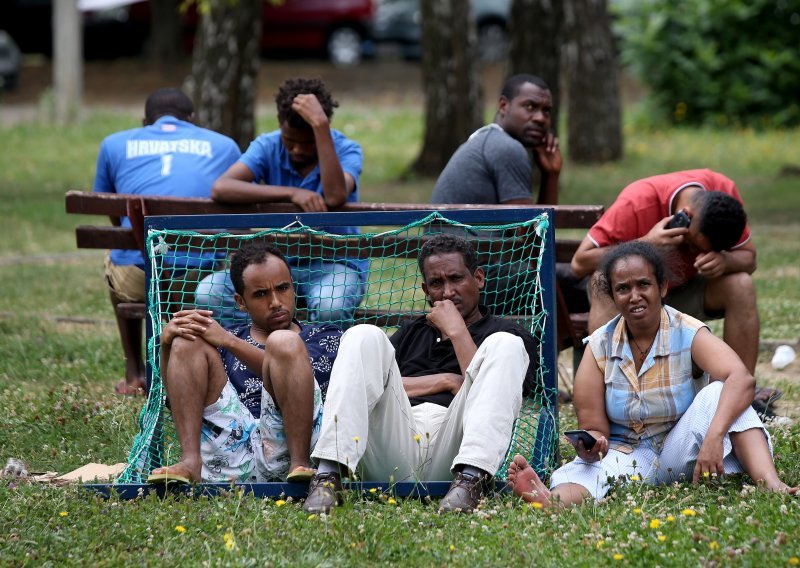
[
  {"xmin": 104, "ymin": 253, "xmax": 146, "ymax": 303},
  {"xmin": 200, "ymin": 381, "xmax": 324, "ymax": 482},
  {"xmin": 665, "ymin": 275, "xmax": 724, "ymax": 321}
]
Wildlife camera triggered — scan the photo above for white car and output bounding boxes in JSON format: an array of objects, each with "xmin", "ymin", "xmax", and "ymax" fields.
[{"xmin": 0, "ymin": 30, "xmax": 22, "ymax": 91}]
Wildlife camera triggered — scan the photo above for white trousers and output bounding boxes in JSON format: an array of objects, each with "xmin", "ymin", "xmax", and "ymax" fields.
[
  {"xmin": 551, "ymin": 381, "xmax": 772, "ymax": 499},
  {"xmin": 311, "ymin": 325, "xmax": 528, "ymax": 481}
]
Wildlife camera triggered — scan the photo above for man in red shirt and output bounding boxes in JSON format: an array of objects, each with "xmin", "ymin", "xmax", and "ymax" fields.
[{"xmin": 571, "ymin": 169, "xmax": 758, "ymax": 374}]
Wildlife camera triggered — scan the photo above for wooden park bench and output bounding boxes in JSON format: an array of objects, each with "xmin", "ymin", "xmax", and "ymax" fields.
[{"xmin": 65, "ymin": 191, "xmax": 603, "ymax": 353}]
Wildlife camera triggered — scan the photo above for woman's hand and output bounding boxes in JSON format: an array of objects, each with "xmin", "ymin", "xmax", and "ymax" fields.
[
  {"xmin": 693, "ymin": 434, "xmax": 724, "ymax": 483},
  {"xmin": 572, "ymin": 435, "xmax": 609, "ymax": 463}
]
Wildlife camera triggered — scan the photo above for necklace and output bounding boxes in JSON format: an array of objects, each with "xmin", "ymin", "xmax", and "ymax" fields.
[{"xmin": 629, "ymin": 333, "xmax": 655, "ymax": 363}]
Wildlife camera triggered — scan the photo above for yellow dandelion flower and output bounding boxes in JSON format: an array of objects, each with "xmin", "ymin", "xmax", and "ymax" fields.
[
  {"xmin": 530, "ymin": 502, "xmax": 543, "ymax": 509},
  {"xmin": 667, "ymin": 515, "xmax": 675, "ymax": 522},
  {"xmin": 633, "ymin": 508, "xmax": 642, "ymax": 514},
  {"xmin": 596, "ymin": 540, "xmax": 605, "ymax": 549},
  {"xmin": 175, "ymin": 525, "xmax": 186, "ymax": 533},
  {"xmin": 449, "ymin": 544, "xmax": 455, "ymax": 552},
  {"xmin": 703, "ymin": 471, "xmax": 710, "ymax": 478},
  {"xmin": 308, "ymin": 514, "xmax": 317, "ymax": 520},
  {"xmin": 353, "ymin": 436, "xmax": 360, "ymax": 443},
  {"xmin": 59, "ymin": 511, "xmax": 68, "ymax": 517},
  {"xmin": 369, "ymin": 487, "xmax": 378, "ymax": 494},
  {"xmin": 613, "ymin": 553, "xmax": 624, "ymax": 561},
  {"xmin": 682, "ymin": 509, "xmax": 696, "ymax": 517},
  {"xmin": 658, "ymin": 535, "xmax": 667, "ymax": 542},
  {"xmin": 630, "ymin": 475, "xmax": 640, "ymax": 482},
  {"xmin": 709, "ymin": 541, "xmax": 719, "ymax": 550},
  {"xmin": 789, "ymin": 557, "xmax": 799, "ymax": 566},
  {"xmin": 413, "ymin": 434, "xmax": 421, "ymax": 443},
  {"xmin": 649, "ymin": 519, "xmax": 660, "ymax": 529},
  {"xmin": 223, "ymin": 532, "xmax": 236, "ymax": 551},
  {"xmin": 387, "ymin": 497, "xmax": 397, "ymax": 505},
  {"xmin": 275, "ymin": 499, "xmax": 286, "ymax": 507}
]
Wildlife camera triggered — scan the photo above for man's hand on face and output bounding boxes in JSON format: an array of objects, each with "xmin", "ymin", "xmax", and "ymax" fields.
[
  {"xmin": 694, "ymin": 251, "xmax": 727, "ymax": 279},
  {"xmin": 291, "ymin": 187, "xmax": 328, "ymax": 212},
  {"xmin": 532, "ymin": 132, "xmax": 562, "ymax": 174},
  {"xmin": 642, "ymin": 216, "xmax": 689, "ymax": 247},
  {"xmin": 426, "ymin": 299, "xmax": 468, "ymax": 340},
  {"xmin": 291, "ymin": 94, "xmax": 329, "ymax": 130}
]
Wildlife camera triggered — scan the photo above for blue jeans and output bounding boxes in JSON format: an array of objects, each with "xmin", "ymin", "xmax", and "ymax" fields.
[{"xmin": 195, "ymin": 259, "xmax": 366, "ymax": 328}]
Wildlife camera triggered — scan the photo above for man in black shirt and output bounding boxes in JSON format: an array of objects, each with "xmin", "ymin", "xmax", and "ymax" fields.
[{"xmin": 304, "ymin": 234, "xmax": 539, "ymax": 514}]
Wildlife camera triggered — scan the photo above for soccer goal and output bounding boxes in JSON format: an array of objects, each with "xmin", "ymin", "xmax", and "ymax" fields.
[{"xmin": 116, "ymin": 209, "xmax": 559, "ymax": 493}]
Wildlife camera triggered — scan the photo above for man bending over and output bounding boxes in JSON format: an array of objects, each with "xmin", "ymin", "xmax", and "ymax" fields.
[{"xmin": 148, "ymin": 242, "xmax": 341, "ymax": 483}]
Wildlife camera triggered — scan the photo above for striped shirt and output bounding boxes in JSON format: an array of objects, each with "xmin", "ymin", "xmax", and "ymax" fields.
[{"xmin": 587, "ymin": 305, "xmax": 709, "ymax": 453}]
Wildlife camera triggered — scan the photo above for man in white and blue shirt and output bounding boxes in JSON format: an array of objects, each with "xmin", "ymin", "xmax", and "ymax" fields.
[
  {"xmin": 93, "ymin": 87, "xmax": 241, "ymax": 394},
  {"xmin": 196, "ymin": 77, "xmax": 367, "ymax": 329}
]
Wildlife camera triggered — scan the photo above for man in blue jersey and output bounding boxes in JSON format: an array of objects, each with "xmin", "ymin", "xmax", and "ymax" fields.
[
  {"xmin": 148, "ymin": 242, "xmax": 342, "ymax": 484},
  {"xmin": 195, "ymin": 77, "xmax": 367, "ymax": 328},
  {"xmin": 93, "ymin": 88, "xmax": 241, "ymax": 395}
]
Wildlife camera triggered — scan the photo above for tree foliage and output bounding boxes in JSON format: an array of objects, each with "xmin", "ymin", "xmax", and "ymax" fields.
[{"xmin": 614, "ymin": 0, "xmax": 800, "ymax": 127}]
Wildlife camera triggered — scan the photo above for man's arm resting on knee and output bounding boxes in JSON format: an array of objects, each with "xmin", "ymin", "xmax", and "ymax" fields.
[
  {"xmin": 571, "ymin": 237, "xmax": 609, "ymax": 278},
  {"xmin": 403, "ymin": 373, "xmax": 463, "ymax": 398}
]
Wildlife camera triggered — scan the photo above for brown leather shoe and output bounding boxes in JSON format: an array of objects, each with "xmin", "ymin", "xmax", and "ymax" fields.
[
  {"xmin": 438, "ymin": 471, "xmax": 492, "ymax": 513},
  {"xmin": 302, "ymin": 472, "xmax": 343, "ymax": 514}
]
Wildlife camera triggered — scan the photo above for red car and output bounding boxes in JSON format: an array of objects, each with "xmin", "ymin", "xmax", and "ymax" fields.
[
  {"xmin": 259, "ymin": 0, "xmax": 375, "ymax": 66},
  {"xmin": 183, "ymin": 0, "xmax": 376, "ymax": 66}
]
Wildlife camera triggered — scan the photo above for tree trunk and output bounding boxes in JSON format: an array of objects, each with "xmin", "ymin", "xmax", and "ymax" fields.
[
  {"xmin": 53, "ymin": 0, "xmax": 82, "ymax": 124},
  {"xmin": 563, "ymin": 0, "xmax": 622, "ymax": 163},
  {"xmin": 188, "ymin": 0, "xmax": 261, "ymax": 150},
  {"xmin": 147, "ymin": 0, "xmax": 183, "ymax": 65},
  {"xmin": 412, "ymin": 0, "xmax": 483, "ymax": 177},
  {"xmin": 508, "ymin": 0, "xmax": 563, "ymax": 133}
]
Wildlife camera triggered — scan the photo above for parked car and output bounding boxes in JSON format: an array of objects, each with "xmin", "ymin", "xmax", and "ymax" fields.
[
  {"xmin": 1, "ymin": 0, "xmax": 375, "ymax": 66},
  {"xmin": 0, "ymin": 0, "xmax": 149, "ymax": 59},
  {"xmin": 372, "ymin": 0, "xmax": 510, "ymax": 62},
  {"xmin": 181, "ymin": 0, "xmax": 376, "ymax": 65},
  {"xmin": 0, "ymin": 30, "xmax": 22, "ymax": 91}
]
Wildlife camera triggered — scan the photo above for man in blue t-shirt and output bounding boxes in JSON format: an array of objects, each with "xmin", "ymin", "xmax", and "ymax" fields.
[
  {"xmin": 93, "ymin": 88, "xmax": 241, "ymax": 395},
  {"xmin": 195, "ymin": 77, "xmax": 367, "ymax": 328},
  {"xmin": 148, "ymin": 242, "xmax": 342, "ymax": 484}
]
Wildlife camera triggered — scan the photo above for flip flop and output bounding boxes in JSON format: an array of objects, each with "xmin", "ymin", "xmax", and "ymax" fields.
[
  {"xmin": 147, "ymin": 470, "xmax": 192, "ymax": 485},
  {"xmin": 286, "ymin": 467, "xmax": 316, "ymax": 483}
]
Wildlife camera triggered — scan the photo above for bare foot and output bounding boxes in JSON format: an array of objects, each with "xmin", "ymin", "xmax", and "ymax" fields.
[
  {"xmin": 764, "ymin": 480, "xmax": 799, "ymax": 494},
  {"xmin": 508, "ymin": 454, "xmax": 554, "ymax": 507},
  {"xmin": 148, "ymin": 461, "xmax": 201, "ymax": 484},
  {"xmin": 115, "ymin": 379, "xmax": 146, "ymax": 396}
]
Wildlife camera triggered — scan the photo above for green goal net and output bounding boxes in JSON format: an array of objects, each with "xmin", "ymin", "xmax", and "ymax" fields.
[{"xmin": 118, "ymin": 211, "xmax": 559, "ymax": 484}]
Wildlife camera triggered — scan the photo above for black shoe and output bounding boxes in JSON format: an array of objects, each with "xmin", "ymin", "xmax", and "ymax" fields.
[
  {"xmin": 438, "ymin": 471, "xmax": 492, "ymax": 513},
  {"xmin": 303, "ymin": 472, "xmax": 343, "ymax": 514}
]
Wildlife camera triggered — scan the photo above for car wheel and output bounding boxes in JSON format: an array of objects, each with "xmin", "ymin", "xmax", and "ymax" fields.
[
  {"xmin": 327, "ymin": 26, "xmax": 363, "ymax": 67},
  {"xmin": 1, "ymin": 73, "xmax": 19, "ymax": 91},
  {"xmin": 478, "ymin": 22, "xmax": 508, "ymax": 63}
]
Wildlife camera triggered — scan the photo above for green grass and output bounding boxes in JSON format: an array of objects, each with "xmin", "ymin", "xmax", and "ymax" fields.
[{"xmin": 1, "ymin": 104, "xmax": 799, "ymax": 565}]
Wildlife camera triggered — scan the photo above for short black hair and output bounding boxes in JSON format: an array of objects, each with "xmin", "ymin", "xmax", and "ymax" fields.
[
  {"xmin": 275, "ymin": 77, "xmax": 338, "ymax": 130},
  {"xmin": 229, "ymin": 242, "xmax": 292, "ymax": 296},
  {"xmin": 500, "ymin": 74, "xmax": 550, "ymax": 100},
  {"xmin": 144, "ymin": 88, "xmax": 193, "ymax": 124},
  {"xmin": 692, "ymin": 191, "xmax": 747, "ymax": 252},
  {"xmin": 599, "ymin": 241, "xmax": 666, "ymax": 299},
  {"xmin": 418, "ymin": 234, "xmax": 479, "ymax": 277}
]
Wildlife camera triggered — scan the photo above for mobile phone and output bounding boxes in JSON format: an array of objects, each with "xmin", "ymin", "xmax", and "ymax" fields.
[
  {"xmin": 666, "ymin": 210, "xmax": 691, "ymax": 229},
  {"xmin": 564, "ymin": 429, "xmax": 597, "ymax": 450}
]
